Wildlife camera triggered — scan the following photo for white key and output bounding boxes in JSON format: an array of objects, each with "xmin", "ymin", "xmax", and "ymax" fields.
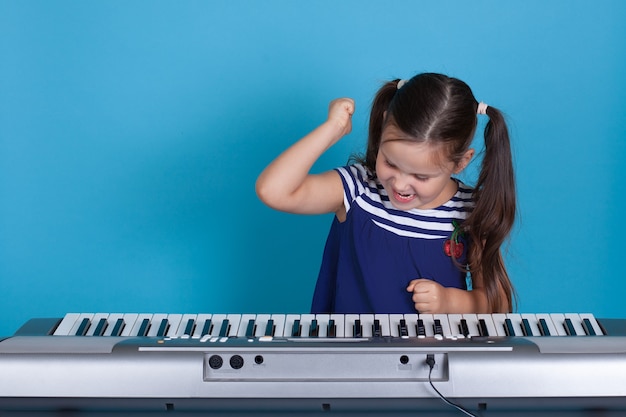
[
  {"xmin": 119, "ymin": 314, "xmax": 140, "ymax": 336},
  {"xmin": 284, "ymin": 314, "xmax": 302, "ymax": 337},
  {"xmin": 315, "ymin": 314, "xmax": 330, "ymax": 337},
  {"xmin": 270, "ymin": 314, "xmax": 286, "ymax": 337},
  {"xmin": 177, "ymin": 314, "xmax": 198, "ymax": 338},
  {"xmin": 129, "ymin": 314, "xmax": 153, "ymax": 336},
  {"xmin": 374, "ymin": 314, "xmax": 391, "ymax": 336},
  {"xmin": 253, "ymin": 314, "xmax": 271, "ymax": 337},
  {"xmin": 298, "ymin": 314, "xmax": 315, "ymax": 338},
  {"xmin": 359, "ymin": 314, "xmax": 375, "ymax": 338},
  {"xmin": 389, "ymin": 314, "xmax": 404, "ymax": 337},
  {"xmin": 53, "ymin": 313, "xmax": 82, "ymax": 336},
  {"xmin": 447, "ymin": 314, "xmax": 466, "ymax": 338},
  {"xmin": 163, "ymin": 314, "xmax": 182, "ymax": 337},
  {"xmin": 237, "ymin": 314, "xmax": 258, "ymax": 337},
  {"xmin": 491, "ymin": 313, "xmax": 508, "ymax": 336},
  {"xmin": 417, "ymin": 314, "xmax": 435, "ymax": 337},
  {"xmin": 433, "ymin": 314, "xmax": 453, "ymax": 339},
  {"xmin": 547, "ymin": 313, "xmax": 569, "ymax": 336},
  {"xmin": 69, "ymin": 313, "xmax": 95, "ymax": 336},
  {"xmin": 403, "ymin": 314, "xmax": 419, "ymax": 338},
  {"xmin": 224, "ymin": 314, "xmax": 242, "ymax": 336},
  {"xmin": 209, "ymin": 314, "xmax": 229, "ymax": 337},
  {"xmin": 344, "ymin": 314, "xmax": 361, "ymax": 337}
]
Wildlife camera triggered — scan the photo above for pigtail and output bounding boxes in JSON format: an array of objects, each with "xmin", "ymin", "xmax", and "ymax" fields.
[
  {"xmin": 362, "ymin": 80, "xmax": 402, "ymax": 173},
  {"xmin": 465, "ymin": 105, "xmax": 516, "ymax": 312}
]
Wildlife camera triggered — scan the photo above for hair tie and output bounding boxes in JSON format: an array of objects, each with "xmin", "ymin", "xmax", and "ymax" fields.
[
  {"xmin": 397, "ymin": 79, "xmax": 408, "ymax": 89},
  {"xmin": 477, "ymin": 102, "xmax": 488, "ymax": 115}
]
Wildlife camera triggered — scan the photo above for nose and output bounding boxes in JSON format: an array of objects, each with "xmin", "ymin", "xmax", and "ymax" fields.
[{"xmin": 392, "ymin": 173, "xmax": 413, "ymax": 192}]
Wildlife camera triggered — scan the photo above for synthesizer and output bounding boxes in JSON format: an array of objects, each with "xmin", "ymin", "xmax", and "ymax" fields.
[{"xmin": 1, "ymin": 312, "xmax": 626, "ymax": 414}]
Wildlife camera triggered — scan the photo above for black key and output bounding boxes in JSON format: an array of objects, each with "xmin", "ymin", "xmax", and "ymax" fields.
[
  {"xmin": 219, "ymin": 319, "xmax": 230, "ymax": 337},
  {"xmin": 291, "ymin": 319, "xmax": 301, "ymax": 337},
  {"xmin": 399, "ymin": 319, "xmax": 409, "ymax": 338},
  {"xmin": 353, "ymin": 319, "xmax": 363, "ymax": 338},
  {"xmin": 416, "ymin": 319, "xmax": 426, "ymax": 337},
  {"xmin": 504, "ymin": 318, "xmax": 515, "ymax": 336},
  {"xmin": 111, "ymin": 318, "xmax": 125, "ymax": 336},
  {"xmin": 582, "ymin": 318, "xmax": 597, "ymax": 336},
  {"xmin": 309, "ymin": 319, "xmax": 319, "ymax": 337},
  {"xmin": 264, "ymin": 319, "xmax": 275, "ymax": 337},
  {"xmin": 538, "ymin": 318, "xmax": 551, "ymax": 336},
  {"xmin": 137, "ymin": 318, "xmax": 151, "ymax": 336},
  {"xmin": 521, "ymin": 318, "xmax": 533, "ymax": 336},
  {"xmin": 201, "ymin": 319, "xmax": 213, "ymax": 336},
  {"xmin": 433, "ymin": 319, "xmax": 443, "ymax": 336},
  {"xmin": 459, "ymin": 319, "xmax": 470, "ymax": 337},
  {"xmin": 157, "ymin": 319, "xmax": 169, "ymax": 337},
  {"xmin": 93, "ymin": 318, "xmax": 108, "ymax": 336},
  {"xmin": 563, "ymin": 318, "xmax": 577, "ymax": 336},
  {"xmin": 328, "ymin": 319, "xmax": 336, "ymax": 338},
  {"xmin": 183, "ymin": 319, "xmax": 195, "ymax": 336},
  {"xmin": 246, "ymin": 319, "xmax": 256, "ymax": 338},
  {"xmin": 373, "ymin": 319, "xmax": 382, "ymax": 337},
  {"xmin": 478, "ymin": 319, "xmax": 489, "ymax": 337},
  {"xmin": 75, "ymin": 318, "xmax": 91, "ymax": 336}
]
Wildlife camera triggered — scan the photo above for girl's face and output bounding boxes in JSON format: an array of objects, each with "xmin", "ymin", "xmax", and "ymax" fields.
[{"xmin": 375, "ymin": 125, "xmax": 472, "ymax": 210}]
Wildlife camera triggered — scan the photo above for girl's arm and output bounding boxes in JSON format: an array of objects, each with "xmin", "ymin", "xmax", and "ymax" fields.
[
  {"xmin": 406, "ymin": 274, "xmax": 509, "ymax": 314},
  {"xmin": 256, "ymin": 98, "xmax": 354, "ymax": 216}
]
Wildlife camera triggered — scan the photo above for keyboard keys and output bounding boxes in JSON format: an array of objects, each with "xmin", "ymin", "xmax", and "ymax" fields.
[
  {"xmin": 110, "ymin": 318, "xmax": 125, "ymax": 336},
  {"xmin": 580, "ymin": 313, "xmax": 604, "ymax": 336},
  {"xmin": 51, "ymin": 312, "xmax": 606, "ymax": 340},
  {"xmin": 477, "ymin": 314, "xmax": 497, "ymax": 337},
  {"xmin": 297, "ymin": 314, "xmax": 315, "ymax": 338},
  {"xmin": 93, "ymin": 318, "xmax": 108, "ymax": 336},
  {"xmin": 147, "ymin": 314, "xmax": 168, "ymax": 337},
  {"xmin": 309, "ymin": 319, "xmax": 320, "ymax": 337}
]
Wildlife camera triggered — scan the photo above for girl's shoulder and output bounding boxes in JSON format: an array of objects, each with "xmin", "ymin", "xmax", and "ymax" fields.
[
  {"xmin": 452, "ymin": 178, "xmax": 474, "ymax": 202},
  {"xmin": 335, "ymin": 163, "xmax": 381, "ymax": 196}
]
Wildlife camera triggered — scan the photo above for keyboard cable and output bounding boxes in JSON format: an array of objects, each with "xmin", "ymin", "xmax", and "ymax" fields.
[{"xmin": 426, "ymin": 354, "xmax": 479, "ymax": 417}]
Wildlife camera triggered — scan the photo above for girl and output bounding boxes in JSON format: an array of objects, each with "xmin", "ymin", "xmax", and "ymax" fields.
[{"xmin": 256, "ymin": 72, "xmax": 516, "ymax": 314}]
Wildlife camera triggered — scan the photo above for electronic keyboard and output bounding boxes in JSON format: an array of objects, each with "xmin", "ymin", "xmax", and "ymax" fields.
[{"xmin": 1, "ymin": 312, "xmax": 626, "ymax": 414}]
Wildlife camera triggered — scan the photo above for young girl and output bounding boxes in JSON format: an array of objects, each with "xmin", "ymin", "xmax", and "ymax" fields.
[{"xmin": 256, "ymin": 72, "xmax": 516, "ymax": 314}]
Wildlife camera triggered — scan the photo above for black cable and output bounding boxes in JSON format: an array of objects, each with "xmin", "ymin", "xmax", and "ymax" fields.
[{"xmin": 426, "ymin": 354, "xmax": 479, "ymax": 417}]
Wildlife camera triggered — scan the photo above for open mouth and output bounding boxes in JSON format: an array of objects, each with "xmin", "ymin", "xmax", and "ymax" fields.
[{"xmin": 393, "ymin": 190, "xmax": 416, "ymax": 203}]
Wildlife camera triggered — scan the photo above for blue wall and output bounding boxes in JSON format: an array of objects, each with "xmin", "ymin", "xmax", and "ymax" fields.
[{"xmin": 1, "ymin": 1, "xmax": 625, "ymax": 336}]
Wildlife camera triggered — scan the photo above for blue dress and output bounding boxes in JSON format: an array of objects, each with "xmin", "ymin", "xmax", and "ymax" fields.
[{"xmin": 311, "ymin": 164, "xmax": 474, "ymax": 314}]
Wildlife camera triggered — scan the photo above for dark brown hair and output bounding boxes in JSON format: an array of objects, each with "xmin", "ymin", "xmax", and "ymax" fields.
[{"xmin": 362, "ymin": 73, "xmax": 516, "ymax": 312}]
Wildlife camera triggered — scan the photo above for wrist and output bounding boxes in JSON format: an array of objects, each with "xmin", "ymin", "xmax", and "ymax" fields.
[{"xmin": 319, "ymin": 119, "xmax": 348, "ymax": 145}]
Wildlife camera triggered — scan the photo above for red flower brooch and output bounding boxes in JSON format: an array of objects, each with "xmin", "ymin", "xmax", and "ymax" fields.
[{"xmin": 443, "ymin": 220, "xmax": 464, "ymax": 259}]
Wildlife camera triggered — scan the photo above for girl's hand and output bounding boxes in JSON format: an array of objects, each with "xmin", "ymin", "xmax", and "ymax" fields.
[
  {"xmin": 327, "ymin": 98, "xmax": 355, "ymax": 139},
  {"xmin": 406, "ymin": 279, "xmax": 449, "ymax": 313}
]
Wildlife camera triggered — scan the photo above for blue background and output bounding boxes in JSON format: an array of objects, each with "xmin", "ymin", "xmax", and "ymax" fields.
[{"xmin": 1, "ymin": 1, "xmax": 625, "ymax": 336}]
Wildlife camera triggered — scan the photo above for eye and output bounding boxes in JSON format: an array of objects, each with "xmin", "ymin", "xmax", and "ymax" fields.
[
  {"xmin": 414, "ymin": 175, "xmax": 430, "ymax": 182},
  {"xmin": 384, "ymin": 159, "xmax": 397, "ymax": 169}
]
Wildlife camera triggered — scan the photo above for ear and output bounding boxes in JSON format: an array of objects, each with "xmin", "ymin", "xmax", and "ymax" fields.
[{"xmin": 453, "ymin": 148, "xmax": 475, "ymax": 174}]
